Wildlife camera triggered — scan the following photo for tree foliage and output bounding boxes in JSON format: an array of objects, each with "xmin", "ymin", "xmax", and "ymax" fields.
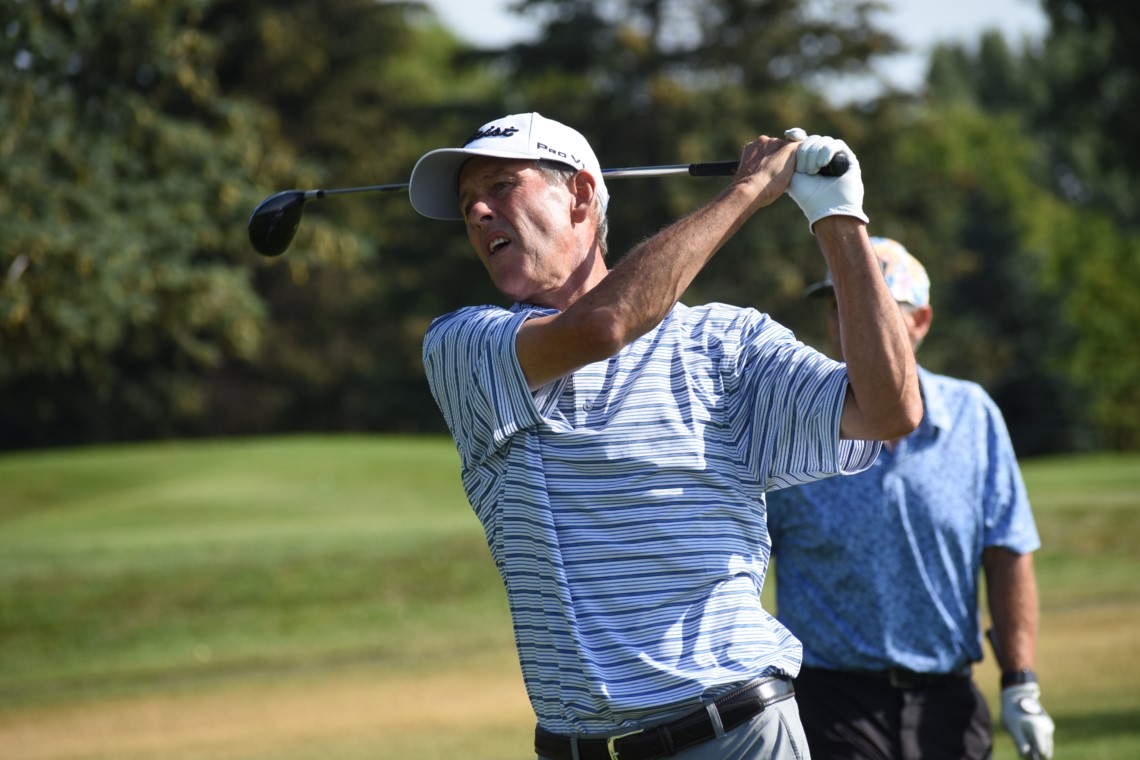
[
  {"xmin": 918, "ymin": 9, "xmax": 1140, "ymax": 450},
  {"xmin": 1, "ymin": 0, "xmax": 1137, "ymax": 451},
  {"xmin": 1037, "ymin": 0, "xmax": 1140, "ymax": 227},
  {"xmin": 0, "ymin": 0, "xmax": 501, "ymax": 445},
  {"xmin": 0, "ymin": 0, "xmax": 281, "ymax": 445},
  {"xmin": 200, "ymin": 0, "xmax": 511, "ymax": 434},
  {"xmin": 858, "ymin": 97, "xmax": 1088, "ymax": 454}
]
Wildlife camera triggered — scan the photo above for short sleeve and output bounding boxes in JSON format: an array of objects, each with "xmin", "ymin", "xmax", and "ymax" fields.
[
  {"xmin": 979, "ymin": 391, "xmax": 1040, "ymax": 553},
  {"xmin": 722, "ymin": 308, "xmax": 879, "ymax": 491},
  {"xmin": 422, "ymin": 305, "xmax": 545, "ymax": 469}
]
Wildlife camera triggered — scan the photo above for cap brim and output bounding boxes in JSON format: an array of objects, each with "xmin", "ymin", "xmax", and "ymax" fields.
[
  {"xmin": 409, "ymin": 147, "xmax": 544, "ymax": 220},
  {"xmin": 803, "ymin": 280, "xmax": 834, "ymax": 299}
]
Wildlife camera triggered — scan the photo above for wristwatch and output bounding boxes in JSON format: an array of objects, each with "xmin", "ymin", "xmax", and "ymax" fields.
[{"xmin": 1000, "ymin": 668, "xmax": 1038, "ymax": 688}]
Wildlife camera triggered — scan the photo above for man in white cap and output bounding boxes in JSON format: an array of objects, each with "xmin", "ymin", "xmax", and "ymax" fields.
[
  {"xmin": 766, "ymin": 237, "xmax": 1055, "ymax": 760},
  {"xmin": 410, "ymin": 112, "xmax": 922, "ymax": 759}
]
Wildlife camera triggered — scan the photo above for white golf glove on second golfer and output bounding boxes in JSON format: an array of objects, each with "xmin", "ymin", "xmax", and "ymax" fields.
[
  {"xmin": 1001, "ymin": 682, "xmax": 1055, "ymax": 759},
  {"xmin": 783, "ymin": 127, "xmax": 869, "ymax": 232}
]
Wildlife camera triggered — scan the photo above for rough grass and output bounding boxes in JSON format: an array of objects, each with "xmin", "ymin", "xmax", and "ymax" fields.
[{"xmin": 0, "ymin": 437, "xmax": 1137, "ymax": 759}]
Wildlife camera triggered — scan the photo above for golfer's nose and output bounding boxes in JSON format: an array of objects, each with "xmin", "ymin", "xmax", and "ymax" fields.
[{"xmin": 466, "ymin": 198, "xmax": 496, "ymax": 228}]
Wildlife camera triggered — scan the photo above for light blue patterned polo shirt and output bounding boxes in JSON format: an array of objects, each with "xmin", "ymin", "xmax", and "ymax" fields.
[
  {"xmin": 423, "ymin": 301, "xmax": 879, "ymax": 734},
  {"xmin": 766, "ymin": 366, "xmax": 1040, "ymax": 674}
]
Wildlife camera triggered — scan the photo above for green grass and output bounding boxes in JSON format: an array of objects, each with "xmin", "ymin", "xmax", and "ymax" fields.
[
  {"xmin": 0, "ymin": 436, "xmax": 510, "ymax": 705},
  {"xmin": 999, "ymin": 454, "xmax": 1140, "ymax": 759},
  {"xmin": 1, "ymin": 437, "xmax": 1138, "ymax": 759},
  {"xmin": 1026, "ymin": 454, "xmax": 1140, "ymax": 608}
]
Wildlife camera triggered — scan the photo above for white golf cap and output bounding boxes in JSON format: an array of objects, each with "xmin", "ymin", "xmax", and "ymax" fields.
[{"xmin": 408, "ymin": 112, "xmax": 609, "ymax": 220}]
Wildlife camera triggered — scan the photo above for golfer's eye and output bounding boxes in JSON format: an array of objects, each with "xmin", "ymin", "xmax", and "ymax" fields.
[{"xmin": 461, "ymin": 194, "xmax": 484, "ymax": 220}]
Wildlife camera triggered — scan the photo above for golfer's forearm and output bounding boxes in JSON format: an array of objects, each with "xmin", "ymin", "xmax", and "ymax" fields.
[
  {"xmin": 517, "ymin": 138, "xmax": 796, "ymax": 390},
  {"xmin": 516, "ymin": 187, "xmax": 755, "ymax": 390},
  {"xmin": 985, "ymin": 548, "xmax": 1040, "ymax": 672},
  {"xmin": 572, "ymin": 184, "xmax": 754, "ymax": 349},
  {"xmin": 815, "ymin": 219, "xmax": 921, "ymax": 439},
  {"xmin": 563, "ymin": 139, "xmax": 796, "ymax": 353}
]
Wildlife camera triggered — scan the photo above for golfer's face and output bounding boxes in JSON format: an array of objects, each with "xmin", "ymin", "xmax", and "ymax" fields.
[{"xmin": 457, "ymin": 158, "xmax": 579, "ymax": 304}]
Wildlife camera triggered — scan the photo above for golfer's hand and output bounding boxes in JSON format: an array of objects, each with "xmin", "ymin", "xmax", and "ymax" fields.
[
  {"xmin": 1001, "ymin": 683, "xmax": 1055, "ymax": 759},
  {"xmin": 734, "ymin": 136, "xmax": 798, "ymax": 212},
  {"xmin": 784, "ymin": 128, "xmax": 869, "ymax": 231}
]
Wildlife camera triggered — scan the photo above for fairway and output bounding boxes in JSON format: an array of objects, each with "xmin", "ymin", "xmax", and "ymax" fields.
[{"xmin": 1, "ymin": 437, "xmax": 1138, "ymax": 759}]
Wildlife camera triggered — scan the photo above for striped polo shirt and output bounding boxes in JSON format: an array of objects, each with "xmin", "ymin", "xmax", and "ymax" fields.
[{"xmin": 422, "ymin": 301, "xmax": 879, "ymax": 734}]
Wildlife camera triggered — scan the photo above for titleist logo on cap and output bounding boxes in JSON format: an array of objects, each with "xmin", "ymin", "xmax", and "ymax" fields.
[
  {"xmin": 464, "ymin": 126, "xmax": 519, "ymax": 145},
  {"xmin": 461, "ymin": 125, "xmax": 587, "ymax": 169}
]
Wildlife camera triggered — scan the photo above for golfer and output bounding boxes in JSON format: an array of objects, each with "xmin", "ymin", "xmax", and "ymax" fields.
[
  {"xmin": 409, "ymin": 112, "xmax": 921, "ymax": 760},
  {"xmin": 766, "ymin": 238, "xmax": 1055, "ymax": 760}
]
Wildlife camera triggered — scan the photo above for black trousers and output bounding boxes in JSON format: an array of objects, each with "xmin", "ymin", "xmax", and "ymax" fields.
[{"xmin": 793, "ymin": 666, "xmax": 992, "ymax": 760}]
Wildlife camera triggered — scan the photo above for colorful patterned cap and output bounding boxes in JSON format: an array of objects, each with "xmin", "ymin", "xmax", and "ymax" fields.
[{"xmin": 804, "ymin": 236, "xmax": 930, "ymax": 307}]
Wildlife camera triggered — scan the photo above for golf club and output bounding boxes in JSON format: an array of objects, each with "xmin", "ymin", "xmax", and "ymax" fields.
[{"xmin": 248, "ymin": 154, "xmax": 849, "ymax": 257}]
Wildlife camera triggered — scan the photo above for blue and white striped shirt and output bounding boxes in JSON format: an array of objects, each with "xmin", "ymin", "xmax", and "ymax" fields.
[{"xmin": 423, "ymin": 301, "xmax": 879, "ymax": 734}]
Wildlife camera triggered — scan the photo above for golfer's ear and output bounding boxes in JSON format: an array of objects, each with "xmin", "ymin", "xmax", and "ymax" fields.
[
  {"xmin": 911, "ymin": 304, "xmax": 934, "ymax": 343},
  {"xmin": 570, "ymin": 170, "xmax": 596, "ymax": 222}
]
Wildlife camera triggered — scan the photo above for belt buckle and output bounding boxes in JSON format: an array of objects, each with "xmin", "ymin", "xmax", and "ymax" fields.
[{"xmin": 606, "ymin": 729, "xmax": 643, "ymax": 760}]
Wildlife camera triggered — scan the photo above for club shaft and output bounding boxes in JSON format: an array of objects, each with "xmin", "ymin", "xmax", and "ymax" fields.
[
  {"xmin": 302, "ymin": 161, "xmax": 748, "ymax": 199},
  {"xmin": 604, "ymin": 160, "xmax": 742, "ymax": 178},
  {"xmin": 250, "ymin": 154, "xmax": 846, "ymax": 255},
  {"xmin": 307, "ymin": 183, "xmax": 411, "ymax": 199}
]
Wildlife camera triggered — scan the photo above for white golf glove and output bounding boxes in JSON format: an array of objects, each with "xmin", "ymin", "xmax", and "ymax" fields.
[
  {"xmin": 783, "ymin": 127, "xmax": 869, "ymax": 232},
  {"xmin": 1000, "ymin": 682, "xmax": 1055, "ymax": 759}
]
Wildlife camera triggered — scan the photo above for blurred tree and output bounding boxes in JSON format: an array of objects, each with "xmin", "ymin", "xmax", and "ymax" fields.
[
  {"xmin": 927, "ymin": 31, "xmax": 1046, "ymax": 115},
  {"xmin": 1037, "ymin": 0, "xmax": 1139, "ymax": 227},
  {"xmin": 915, "ymin": 13, "xmax": 1140, "ymax": 450},
  {"xmin": 0, "ymin": 0, "xmax": 300, "ymax": 447},
  {"xmin": 0, "ymin": 1, "xmax": 506, "ymax": 447},
  {"xmin": 1033, "ymin": 0, "xmax": 1140, "ymax": 447},
  {"xmin": 857, "ymin": 97, "xmax": 1090, "ymax": 454},
  {"xmin": 1039, "ymin": 207, "xmax": 1140, "ymax": 449},
  {"xmin": 200, "ymin": 0, "xmax": 510, "ymax": 434},
  {"xmin": 7, "ymin": 0, "xmax": 1131, "ymax": 451}
]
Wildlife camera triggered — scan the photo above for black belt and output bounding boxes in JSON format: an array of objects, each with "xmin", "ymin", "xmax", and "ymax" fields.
[
  {"xmin": 534, "ymin": 676, "xmax": 794, "ymax": 760},
  {"xmin": 846, "ymin": 666, "xmax": 971, "ymax": 689}
]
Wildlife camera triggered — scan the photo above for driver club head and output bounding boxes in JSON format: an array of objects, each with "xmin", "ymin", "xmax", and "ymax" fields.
[{"xmin": 247, "ymin": 190, "xmax": 308, "ymax": 257}]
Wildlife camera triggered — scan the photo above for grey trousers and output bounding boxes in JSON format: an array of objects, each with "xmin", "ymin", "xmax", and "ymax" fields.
[{"xmin": 537, "ymin": 696, "xmax": 810, "ymax": 760}]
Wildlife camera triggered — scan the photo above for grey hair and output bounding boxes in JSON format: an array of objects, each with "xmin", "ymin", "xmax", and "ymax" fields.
[{"xmin": 535, "ymin": 160, "xmax": 609, "ymax": 257}]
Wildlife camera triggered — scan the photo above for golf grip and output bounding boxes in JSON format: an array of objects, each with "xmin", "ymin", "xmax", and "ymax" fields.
[{"xmin": 688, "ymin": 152, "xmax": 849, "ymax": 178}]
